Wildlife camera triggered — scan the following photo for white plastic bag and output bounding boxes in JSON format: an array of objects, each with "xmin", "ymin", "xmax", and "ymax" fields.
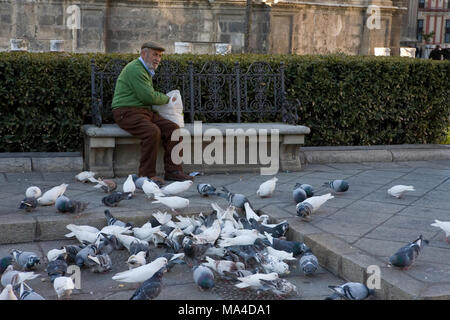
[{"xmin": 152, "ymin": 90, "xmax": 185, "ymax": 127}]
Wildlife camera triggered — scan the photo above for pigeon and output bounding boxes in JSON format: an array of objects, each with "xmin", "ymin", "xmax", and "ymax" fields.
[
  {"xmin": 88, "ymin": 253, "xmax": 112, "ymax": 273},
  {"xmin": 257, "ymin": 251, "xmax": 290, "ymax": 275},
  {"xmin": 10, "ymin": 249, "xmax": 40, "ymax": 270},
  {"xmin": 323, "ymin": 180, "xmax": 349, "ymax": 193},
  {"xmin": 260, "ymin": 278, "xmax": 298, "ymax": 297},
  {"xmin": 216, "ymin": 186, "xmax": 250, "ymax": 210},
  {"xmin": 292, "ymin": 186, "xmax": 307, "ymax": 204},
  {"xmin": 296, "ymin": 193, "xmax": 334, "ymax": 221},
  {"xmin": 63, "ymin": 244, "xmax": 86, "ymax": 264},
  {"xmin": 65, "ymin": 224, "xmax": 100, "ymax": 244},
  {"xmin": 75, "ymin": 171, "xmax": 96, "ymax": 182},
  {"xmin": 202, "ymin": 256, "xmax": 245, "ymax": 275},
  {"xmin": 388, "ymin": 235, "xmax": 429, "ymax": 270},
  {"xmin": 104, "ymin": 209, "xmax": 132, "ymax": 228},
  {"xmin": 93, "ymin": 178, "xmax": 117, "ymax": 193},
  {"xmin": 55, "ymin": 195, "xmax": 89, "ymax": 214},
  {"xmin": 37, "ymin": 183, "xmax": 68, "ymax": 206},
  {"xmin": 19, "ymin": 197, "xmax": 38, "ymax": 212},
  {"xmin": 256, "ymin": 177, "xmax": 278, "ymax": 198},
  {"xmin": 217, "ymin": 229, "xmax": 260, "ymax": 247},
  {"xmin": 192, "ymin": 219, "xmax": 221, "ymax": 245},
  {"xmin": 102, "ymin": 191, "xmax": 132, "ymax": 207},
  {"xmin": 197, "ymin": 183, "xmax": 217, "ymax": 197},
  {"xmin": 152, "ymin": 195, "xmax": 189, "ymax": 211},
  {"xmin": 142, "ymin": 180, "xmax": 165, "ymax": 198},
  {"xmin": 97, "ymin": 233, "xmax": 122, "ymax": 254},
  {"xmin": 134, "ymin": 177, "xmax": 150, "ymax": 190},
  {"xmin": 0, "ymin": 256, "xmax": 13, "ymax": 274},
  {"xmin": 295, "ymin": 183, "xmax": 314, "ymax": 198},
  {"xmin": 112, "ymin": 257, "xmax": 168, "ymax": 283},
  {"xmin": 133, "ymin": 224, "xmax": 164, "ymax": 241},
  {"xmin": 299, "ymin": 249, "xmax": 319, "ymax": 275},
  {"xmin": 47, "ymin": 248, "xmax": 67, "ymax": 262},
  {"xmin": 193, "ymin": 265, "xmax": 215, "ymax": 291},
  {"xmin": 115, "ymin": 234, "xmax": 149, "ymax": 253},
  {"xmin": 161, "ymin": 252, "xmax": 186, "ymax": 271},
  {"xmin": 152, "ymin": 211, "xmax": 175, "ymax": 226},
  {"xmin": 182, "ymin": 238, "xmax": 212, "ymax": 266},
  {"xmin": 162, "ymin": 180, "xmax": 193, "ymax": 195},
  {"xmin": 0, "ymin": 284, "xmax": 18, "ymax": 300},
  {"xmin": 127, "ymin": 251, "xmax": 147, "ymax": 269},
  {"xmin": 244, "ymin": 202, "xmax": 261, "ymax": 222},
  {"xmin": 431, "ymin": 220, "xmax": 450, "ymax": 242},
  {"xmin": 387, "ymin": 185, "xmax": 415, "ymax": 198},
  {"xmin": 53, "ymin": 276, "xmax": 75, "ymax": 299},
  {"xmin": 75, "ymin": 244, "xmax": 98, "ymax": 268},
  {"xmin": 249, "ymin": 219, "xmax": 289, "ymax": 238},
  {"xmin": 326, "ymin": 282, "xmax": 374, "ymax": 300},
  {"xmin": 25, "ymin": 186, "xmax": 42, "ymax": 198},
  {"xmin": 235, "ymin": 272, "xmax": 279, "ymax": 289},
  {"xmin": 123, "ymin": 174, "xmax": 136, "ymax": 195},
  {"xmin": 1, "ymin": 265, "xmax": 40, "ymax": 287},
  {"xmin": 271, "ymin": 238, "xmax": 309, "ymax": 256},
  {"xmin": 129, "ymin": 240, "xmax": 150, "ymax": 256},
  {"xmin": 46, "ymin": 254, "xmax": 68, "ymax": 282},
  {"xmin": 129, "ymin": 268, "xmax": 165, "ymax": 300},
  {"xmin": 19, "ymin": 282, "xmax": 45, "ymax": 300},
  {"xmin": 266, "ymin": 246, "xmax": 296, "ymax": 261}
]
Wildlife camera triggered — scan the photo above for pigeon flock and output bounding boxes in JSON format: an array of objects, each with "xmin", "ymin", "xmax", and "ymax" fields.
[{"xmin": 3, "ymin": 171, "xmax": 441, "ymax": 300}]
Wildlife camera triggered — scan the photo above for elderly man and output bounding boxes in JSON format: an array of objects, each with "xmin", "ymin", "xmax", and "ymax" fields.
[{"xmin": 111, "ymin": 41, "xmax": 192, "ymax": 185}]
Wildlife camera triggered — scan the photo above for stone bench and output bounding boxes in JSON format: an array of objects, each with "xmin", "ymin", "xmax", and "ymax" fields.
[{"xmin": 82, "ymin": 122, "xmax": 310, "ymax": 177}]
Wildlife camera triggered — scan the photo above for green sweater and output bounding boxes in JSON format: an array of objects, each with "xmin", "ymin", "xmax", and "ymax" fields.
[{"xmin": 111, "ymin": 59, "xmax": 170, "ymax": 109}]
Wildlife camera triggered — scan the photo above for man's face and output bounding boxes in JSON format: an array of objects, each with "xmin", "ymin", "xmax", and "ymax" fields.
[{"xmin": 142, "ymin": 48, "xmax": 163, "ymax": 70}]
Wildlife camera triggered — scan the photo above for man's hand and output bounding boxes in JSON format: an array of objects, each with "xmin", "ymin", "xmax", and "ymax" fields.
[{"xmin": 171, "ymin": 96, "xmax": 177, "ymax": 102}]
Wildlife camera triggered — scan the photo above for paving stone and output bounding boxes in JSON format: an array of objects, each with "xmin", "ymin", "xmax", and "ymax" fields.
[
  {"xmin": 352, "ymin": 238, "xmax": 406, "ymax": 258},
  {"xmin": 380, "ymin": 215, "xmax": 439, "ymax": 233},
  {"xmin": 378, "ymin": 266, "xmax": 424, "ymax": 299},
  {"xmin": 0, "ymin": 214, "xmax": 37, "ymax": 244},
  {"xmin": 326, "ymin": 209, "xmax": 393, "ymax": 226},
  {"xmin": 311, "ymin": 218, "xmax": 376, "ymax": 238},
  {"xmin": 364, "ymin": 225, "xmax": 437, "ymax": 243},
  {"xmin": 4, "ymin": 171, "xmax": 44, "ymax": 182},
  {"xmin": 421, "ymin": 284, "xmax": 450, "ymax": 300},
  {"xmin": 32, "ymin": 157, "xmax": 83, "ymax": 172},
  {"xmin": 0, "ymin": 158, "xmax": 31, "ymax": 173}
]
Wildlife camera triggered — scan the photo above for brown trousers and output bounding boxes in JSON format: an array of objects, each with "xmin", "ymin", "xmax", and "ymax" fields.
[{"xmin": 112, "ymin": 107, "xmax": 183, "ymax": 178}]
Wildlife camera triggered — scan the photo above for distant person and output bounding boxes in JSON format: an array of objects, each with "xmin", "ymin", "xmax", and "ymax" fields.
[
  {"xmin": 429, "ymin": 45, "xmax": 443, "ymax": 60},
  {"xmin": 111, "ymin": 41, "xmax": 193, "ymax": 185},
  {"xmin": 443, "ymin": 47, "xmax": 450, "ymax": 61},
  {"xmin": 415, "ymin": 46, "xmax": 423, "ymax": 58}
]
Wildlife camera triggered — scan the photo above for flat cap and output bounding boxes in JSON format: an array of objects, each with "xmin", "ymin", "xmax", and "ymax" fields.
[{"xmin": 141, "ymin": 41, "xmax": 165, "ymax": 52}]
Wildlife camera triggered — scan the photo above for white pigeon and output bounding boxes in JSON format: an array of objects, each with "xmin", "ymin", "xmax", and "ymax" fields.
[
  {"xmin": 100, "ymin": 225, "xmax": 132, "ymax": 236},
  {"xmin": 133, "ymin": 224, "xmax": 164, "ymax": 241},
  {"xmin": 115, "ymin": 233, "xmax": 149, "ymax": 252},
  {"xmin": 75, "ymin": 171, "xmax": 96, "ymax": 182},
  {"xmin": 235, "ymin": 272, "xmax": 279, "ymax": 289},
  {"xmin": 431, "ymin": 220, "xmax": 450, "ymax": 242},
  {"xmin": 161, "ymin": 180, "xmax": 193, "ymax": 196},
  {"xmin": 37, "ymin": 183, "xmax": 68, "ymax": 206},
  {"xmin": 152, "ymin": 195, "xmax": 189, "ymax": 211},
  {"xmin": 192, "ymin": 219, "xmax": 221, "ymax": 244},
  {"xmin": 258, "ymin": 252, "xmax": 290, "ymax": 275},
  {"xmin": 25, "ymin": 186, "xmax": 42, "ymax": 198},
  {"xmin": 126, "ymin": 251, "xmax": 147, "ymax": 269},
  {"xmin": 53, "ymin": 276, "xmax": 75, "ymax": 299},
  {"xmin": 64, "ymin": 224, "xmax": 100, "ymax": 244},
  {"xmin": 303, "ymin": 193, "xmax": 334, "ymax": 212},
  {"xmin": 0, "ymin": 284, "xmax": 18, "ymax": 300},
  {"xmin": 266, "ymin": 246, "xmax": 296, "ymax": 261},
  {"xmin": 142, "ymin": 180, "xmax": 165, "ymax": 198},
  {"xmin": 112, "ymin": 257, "xmax": 168, "ymax": 283},
  {"xmin": 47, "ymin": 247, "xmax": 67, "ymax": 262},
  {"xmin": 152, "ymin": 211, "xmax": 174, "ymax": 225},
  {"xmin": 387, "ymin": 185, "xmax": 415, "ymax": 198},
  {"xmin": 123, "ymin": 174, "xmax": 136, "ymax": 195},
  {"xmin": 256, "ymin": 177, "xmax": 278, "ymax": 198},
  {"xmin": 202, "ymin": 256, "xmax": 245, "ymax": 275},
  {"xmin": 244, "ymin": 202, "xmax": 260, "ymax": 222},
  {"xmin": 217, "ymin": 229, "xmax": 259, "ymax": 247},
  {"xmin": 1, "ymin": 265, "xmax": 40, "ymax": 287}
]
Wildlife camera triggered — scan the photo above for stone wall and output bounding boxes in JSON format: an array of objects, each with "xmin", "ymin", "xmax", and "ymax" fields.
[{"xmin": 0, "ymin": 0, "xmax": 408, "ymax": 55}]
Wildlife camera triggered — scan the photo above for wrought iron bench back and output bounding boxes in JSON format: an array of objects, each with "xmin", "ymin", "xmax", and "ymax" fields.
[{"xmin": 90, "ymin": 58, "xmax": 299, "ymax": 127}]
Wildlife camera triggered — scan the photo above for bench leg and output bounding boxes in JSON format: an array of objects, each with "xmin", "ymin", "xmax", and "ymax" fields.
[
  {"xmin": 84, "ymin": 137, "xmax": 115, "ymax": 178},
  {"xmin": 279, "ymin": 144, "xmax": 302, "ymax": 172}
]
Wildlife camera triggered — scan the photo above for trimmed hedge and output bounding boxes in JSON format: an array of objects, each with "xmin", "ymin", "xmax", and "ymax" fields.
[{"xmin": 0, "ymin": 52, "xmax": 448, "ymax": 152}]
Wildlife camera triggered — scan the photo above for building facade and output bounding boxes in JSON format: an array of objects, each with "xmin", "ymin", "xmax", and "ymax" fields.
[
  {"xmin": 0, "ymin": 0, "xmax": 409, "ymax": 56},
  {"xmin": 417, "ymin": 0, "xmax": 450, "ymax": 45}
]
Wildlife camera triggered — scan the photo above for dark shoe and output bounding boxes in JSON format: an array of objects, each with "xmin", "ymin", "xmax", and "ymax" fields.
[
  {"xmin": 164, "ymin": 170, "xmax": 194, "ymax": 181},
  {"xmin": 150, "ymin": 176, "xmax": 166, "ymax": 187}
]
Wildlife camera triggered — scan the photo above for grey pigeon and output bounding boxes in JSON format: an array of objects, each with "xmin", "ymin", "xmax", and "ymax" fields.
[
  {"xmin": 10, "ymin": 249, "xmax": 40, "ymax": 270},
  {"xmin": 104, "ymin": 209, "xmax": 133, "ymax": 228},
  {"xmin": 389, "ymin": 235, "xmax": 429, "ymax": 270},
  {"xmin": 129, "ymin": 268, "xmax": 165, "ymax": 300},
  {"xmin": 161, "ymin": 253, "xmax": 186, "ymax": 271},
  {"xmin": 197, "ymin": 183, "xmax": 217, "ymax": 197},
  {"xmin": 55, "ymin": 195, "xmax": 89, "ymax": 214},
  {"xmin": 272, "ymin": 238, "xmax": 309, "ymax": 257},
  {"xmin": 135, "ymin": 177, "xmax": 150, "ymax": 190},
  {"xmin": 0, "ymin": 256, "xmax": 13, "ymax": 274},
  {"xmin": 298, "ymin": 249, "xmax": 319, "ymax": 275},
  {"xmin": 249, "ymin": 218, "xmax": 289, "ymax": 238},
  {"xmin": 97, "ymin": 233, "xmax": 121, "ymax": 254},
  {"xmin": 292, "ymin": 186, "xmax": 307, "ymax": 204},
  {"xmin": 216, "ymin": 186, "xmax": 250, "ymax": 209},
  {"xmin": 88, "ymin": 253, "xmax": 113, "ymax": 273},
  {"xmin": 102, "ymin": 191, "xmax": 132, "ymax": 207},
  {"xmin": 63, "ymin": 244, "xmax": 86, "ymax": 264},
  {"xmin": 182, "ymin": 237, "xmax": 211, "ymax": 266},
  {"xmin": 260, "ymin": 278, "xmax": 298, "ymax": 297},
  {"xmin": 75, "ymin": 244, "xmax": 98, "ymax": 268},
  {"xmin": 323, "ymin": 180, "xmax": 349, "ymax": 193},
  {"xmin": 19, "ymin": 197, "xmax": 38, "ymax": 212},
  {"xmin": 19, "ymin": 282, "xmax": 45, "ymax": 300},
  {"xmin": 46, "ymin": 254, "xmax": 68, "ymax": 282},
  {"xmin": 129, "ymin": 240, "xmax": 150, "ymax": 256},
  {"xmin": 193, "ymin": 265, "xmax": 215, "ymax": 290},
  {"xmin": 326, "ymin": 282, "xmax": 374, "ymax": 300},
  {"xmin": 295, "ymin": 183, "xmax": 314, "ymax": 198}
]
